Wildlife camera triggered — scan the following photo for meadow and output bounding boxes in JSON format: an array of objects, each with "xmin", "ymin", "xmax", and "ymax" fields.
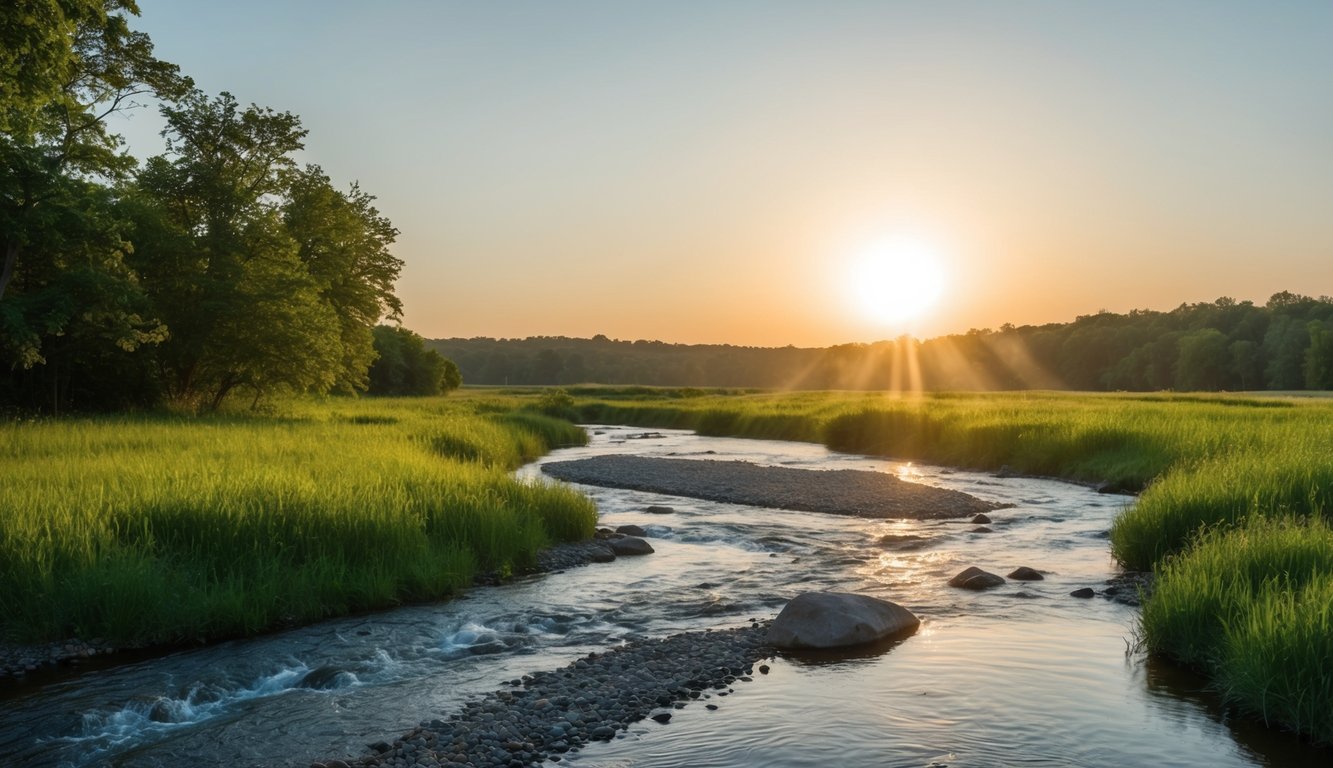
[
  {"xmin": 5, "ymin": 388, "xmax": 1330, "ymax": 745},
  {"xmin": 559, "ymin": 387, "xmax": 1333, "ymax": 744},
  {"xmin": 0, "ymin": 395, "xmax": 597, "ymax": 647}
]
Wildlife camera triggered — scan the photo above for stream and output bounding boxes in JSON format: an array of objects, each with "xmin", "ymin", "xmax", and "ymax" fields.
[{"xmin": 0, "ymin": 426, "xmax": 1325, "ymax": 767}]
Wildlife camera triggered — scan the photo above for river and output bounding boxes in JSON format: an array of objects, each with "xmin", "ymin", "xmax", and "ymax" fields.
[{"xmin": 0, "ymin": 426, "xmax": 1324, "ymax": 767}]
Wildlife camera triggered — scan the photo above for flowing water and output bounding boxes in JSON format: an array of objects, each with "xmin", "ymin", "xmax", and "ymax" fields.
[{"xmin": 1, "ymin": 426, "xmax": 1326, "ymax": 767}]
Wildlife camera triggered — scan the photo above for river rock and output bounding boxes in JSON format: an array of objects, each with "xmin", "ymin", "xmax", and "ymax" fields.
[
  {"xmin": 1070, "ymin": 587, "xmax": 1096, "ymax": 598},
  {"xmin": 615, "ymin": 524, "xmax": 648, "ymax": 537},
  {"xmin": 645, "ymin": 505, "xmax": 675, "ymax": 514},
  {"xmin": 588, "ymin": 546, "xmax": 616, "ymax": 563},
  {"xmin": 971, "ymin": 513, "xmax": 992, "ymax": 524},
  {"xmin": 970, "ymin": 526, "xmax": 994, "ymax": 533},
  {"xmin": 1008, "ymin": 566, "xmax": 1045, "ymax": 581},
  {"xmin": 298, "ymin": 665, "xmax": 349, "ymax": 690},
  {"xmin": 767, "ymin": 592, "xmax": 919, "ymax": 649},
  {"xmin": 948, "ymin": 566, "xmax": 1005, "ymax": 590},
  {"xmin": 607, "ymin": 536, "xmax": 654, "ymax": 556}
]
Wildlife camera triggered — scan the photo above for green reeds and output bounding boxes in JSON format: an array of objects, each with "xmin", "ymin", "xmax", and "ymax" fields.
[
  {"xmin": 0, "ymin": 397, "xmax": 596, "ymax": 646},
  {"xmin": 1141, "ymin": 517, "xmax": 1333, "ymax": 744}
]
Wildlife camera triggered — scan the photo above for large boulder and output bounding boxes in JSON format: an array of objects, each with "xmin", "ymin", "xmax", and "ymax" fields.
[{"xmin": 767, "ymin": 592, "xmax": 919, "ymax": 649}]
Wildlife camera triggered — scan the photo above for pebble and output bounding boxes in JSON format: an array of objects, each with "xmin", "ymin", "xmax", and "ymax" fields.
[
  {"xmin": 0, "ymin": 638, "xmax": 116, "ymax": 681},
  {"xmin": 321, "ymin": 624, "xmax": 773, "ymax": 768}
]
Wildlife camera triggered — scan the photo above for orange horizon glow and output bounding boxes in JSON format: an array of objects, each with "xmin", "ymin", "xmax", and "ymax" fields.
[{"xmin": 118, "ymin": 3, "xmax": 1333, "ymax": 348}]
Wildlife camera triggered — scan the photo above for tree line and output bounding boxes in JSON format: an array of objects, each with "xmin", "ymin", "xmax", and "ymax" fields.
[
  {"xmin": 430, "ymin": 293, "xmax": 1333, "ymax": 392},
  {"xmin": 1, "ymin": 1, "xmax": 448, "ymax": 411}
]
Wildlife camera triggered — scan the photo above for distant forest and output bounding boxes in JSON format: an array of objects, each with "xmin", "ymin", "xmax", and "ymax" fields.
[{"xmin": 430, "ymin": 293, "xmax": 1333, "ymax": 392}]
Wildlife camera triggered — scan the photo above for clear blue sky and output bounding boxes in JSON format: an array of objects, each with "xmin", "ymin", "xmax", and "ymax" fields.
[{"xmin": 117, "ymin": 1, "xmax": 1333, "ymax": 345}]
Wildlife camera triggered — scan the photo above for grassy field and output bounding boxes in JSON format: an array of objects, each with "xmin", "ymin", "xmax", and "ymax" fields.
[
  {"xmin": 0, "ymin": 395, "xmax": 596, "ymax": 647},
  {"xmin": 557, "ymin": 387, "xmax": 1333, "ymax": 744},
  {"xmin": 7, "ymin": 387, "xmax": 1331, "ymax": 744}
]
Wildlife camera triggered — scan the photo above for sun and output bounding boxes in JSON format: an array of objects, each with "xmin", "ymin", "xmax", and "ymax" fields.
[{"xmin": 846, "ymin": 237, "xmax": 947, "ymax": 327}]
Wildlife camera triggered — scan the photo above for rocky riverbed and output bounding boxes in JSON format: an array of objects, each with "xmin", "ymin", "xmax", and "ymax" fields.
[
  {"xmin": 542, "ymin": 455, "xmax": 1006, "ymax": 519},
  {"xmin": 318, "ymin": 624, "xmax": 773, "ymax": 768}
]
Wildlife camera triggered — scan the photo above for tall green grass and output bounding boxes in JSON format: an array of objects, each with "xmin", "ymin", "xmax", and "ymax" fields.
[
  {"xmin": 0, "ymin": 397, "xmax": 596, "ymax": 646},
  {"xmin": 1141, "ymin": 517, "xmax": 1333, "ymax": 744}
]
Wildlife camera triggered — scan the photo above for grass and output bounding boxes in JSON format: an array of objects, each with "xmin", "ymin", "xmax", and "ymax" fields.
[
  {"xmin": 558, "ymin": 387, "xmax": 1333, "ymax": 744},
  {"xmin": 1141, "ymin": 516, "xmax": 1333, "ymax": 744},
  {"xmin": 8, "ymin": 385, "xmax": 1332, "ymax": 743},
  {"xmin": 0, "ymin": 395, "xmax": 596, "ymax": 647}
]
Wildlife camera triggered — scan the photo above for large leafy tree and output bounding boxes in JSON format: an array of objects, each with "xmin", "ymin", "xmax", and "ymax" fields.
[
  {"xmin": 129, "ymin": 91, "xmax": 402, "ymax": 408},
  {"xmin": 1, "ymin": 1, "xmax": 188, "ymax": 408},
  {"xmin": 129, "ymin": 91, "xmax": 320, "ymax": 407}
]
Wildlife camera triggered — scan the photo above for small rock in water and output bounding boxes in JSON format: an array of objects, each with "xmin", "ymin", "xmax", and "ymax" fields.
[
  {"xmin": 948, "ymin": 567, "xmax": 1005, "ymax": 590},
  {"xmin": 971, "ymin": 513, "xmax": 992, "ymax": 524},
  {"xmin": 1070, "ymin": 587, "xmax": 1096, "ymax": 598},
  {"xmin": 758, "ymin": 664, "xmax": 770, "ymax": 674},
  {"xmin": 615, "ymin": 524, "xmax": 648, "ymax": 537},
  {"xmin": 651, "ymin": 712, "xmax": 672, "ymax": 724},
  {"xmin": 1008, "ymin": 566, "xmax": 1044, "ymax": 581},
  {"xmin": 970, "ymin": 526, "xmax": 994, "ymax": 534},
  {"xmin": 588, "ymin": 546, "xmax": 617, "ymax": 563},
  {"xmin": 706, "ymin": 704, "xmax": 719, "ymax": 710},
  {"xmin": 645, "ymin": 505, "xmax": 675, "ymax": 514},
  {"xmin": 607, "ymin": 536, "xmax": 655, "ymax": 556}
]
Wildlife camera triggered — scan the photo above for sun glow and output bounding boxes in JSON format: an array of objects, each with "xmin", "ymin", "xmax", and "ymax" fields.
[{"xmin": 847, "ymin": 237, "xmax": 947, "ymax": 327}]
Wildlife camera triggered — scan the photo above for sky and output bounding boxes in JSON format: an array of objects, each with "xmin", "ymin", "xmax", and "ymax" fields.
[{"xmin": 117, "ymin": 1, "xmax": 1333, "ymax": 347}]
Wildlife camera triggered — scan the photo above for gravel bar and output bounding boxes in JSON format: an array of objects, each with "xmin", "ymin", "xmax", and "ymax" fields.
[
  {"xmin": 543, "ymin": 455, "xmax": 1005, "ymax": 519},
  {"xmin": 317, "ymin": 624, "xmax": 773, "ymax": 768}
]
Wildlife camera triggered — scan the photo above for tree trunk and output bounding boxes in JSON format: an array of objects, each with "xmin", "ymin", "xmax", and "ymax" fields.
[{"xmin": 0, "ymin": 239, "xmax": 19, "ymax": 301}]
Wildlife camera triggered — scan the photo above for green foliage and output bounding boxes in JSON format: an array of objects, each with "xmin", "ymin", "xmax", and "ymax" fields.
[
  {"xmin": 2, "ymin": 7, "xmax": 404, "ymax": 412},
  {"xmin": 1304, "ymin": 321, "xmax": 1333, "ymax": 390},
  {"xmin": 531, "ymin": 387, "xmax": 577, "ymax": 419},
  {"xmin": 430, "ymin": 295, "xmax": 1333, "ymax": 392},
  {"xmin": 0, "ymin": 397, "xmax": 595, "ymax": 646},
  {"xmin": 1, "ymin": 0, "xmax": 189, "ymax": 409},
  {"xmin": 368, "ymin": 324, "xmax": 460, "ymax": 396}
]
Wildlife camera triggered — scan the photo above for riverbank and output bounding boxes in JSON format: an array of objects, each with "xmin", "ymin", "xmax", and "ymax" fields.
[
  {"xmin": 0, "ymin": 535, "xmax": 626, "ymax": 683},
  {"xmin": 318, "ymin": 624, "xmax": 772, "ymax": 768},
  {"xmin": 0, "ymin": 398, "xmax": 597, "ymax": 651}
]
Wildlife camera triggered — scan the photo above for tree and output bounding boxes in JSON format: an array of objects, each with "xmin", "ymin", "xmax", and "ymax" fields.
[
  {"xmin": 128, "ymin": 91, "xmax": 315, "ymax": 407},
  {"xmin": 1229, "ymin": 339, "xmax": 1262, "ymax": 391},
  {"xmin": 1262, "ymin": 316, "xmax": 1310, "ymax": 390},
  {"xmin": 533, "ymin": 348, "xmax": 564, "ymax": 384},
  {"xmin": 1305, "ymin": 321, "xmax": 1333, "ymax": 390},
  {"xmin": 1, "ymin": 2, "xmax": 187, "ymax": 409},
  {"xmin": 1175, "ymin": 329, "xmax": 1232, "ymax": 391},
  {"xmin": 367, "ymin": 324, "xmax": 458, "ymax": 396},
  {"xmin": 283, "ymin": 166, "xmax": 402, "ymax": 392},
  {"xmin": 2, "ymin": 0, "xmax": 189, "ymax": 301}
]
